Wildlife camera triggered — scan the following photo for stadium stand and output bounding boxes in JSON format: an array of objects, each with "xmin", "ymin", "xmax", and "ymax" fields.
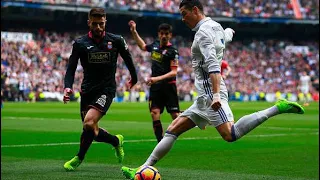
[
  {"xmin": 1, "ymin": 0, "xmax": 319, "ymax": 102},
  {"xmin": 9, "ymin": 0, "xmax": 319, "ymax": 19},
  {"xmin": 1, "ymin": 30, "xmax": 319, "ymax": 102}
]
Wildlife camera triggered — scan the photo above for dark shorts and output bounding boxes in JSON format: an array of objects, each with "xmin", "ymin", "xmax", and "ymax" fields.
[
  {"xmin": 80, "ymin": 91, "xmax": 113, "ymax": 122},
  {"xmin": 149, "ymin": 83, "xmax": 180, "ymax": 114}
]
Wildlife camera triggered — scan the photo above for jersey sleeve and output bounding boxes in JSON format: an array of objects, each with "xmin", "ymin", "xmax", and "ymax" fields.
[
  {"xmin": 145, "ymin": 43, "xmax": 153, "ymax": 52},
  {"xmin": 221, "ymin": 60, "xmax": 227, "ymax": 69},
  {"xmin": 118, "ymin": 36, "xmax": 138, "ymax": 83},
  {"xmin": 64, "ymin": 41, "xmax": 80, "ymax": 89},
  {"xmin": 170, "ymin": 49, "xmax": 179, "ymax": 67},
  {"xmin": 196, "ymin": 29, "xmax": 220, "ymax": 73}
]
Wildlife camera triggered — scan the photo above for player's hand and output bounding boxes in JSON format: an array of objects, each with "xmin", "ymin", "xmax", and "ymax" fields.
[
  {"xmin": 210, "ymin": 93, "xmax": 221, "ymax": 111},
  {"xmin": 225, "ymin": 28, "xmax": 235, "ymax": 34},
  {"xmin": 128, "ymin": 20, "xmax": 136, "ymax": 32},
  {"xmin": 224, "ymin": 28, "xmax": 235, "ymax": 43},
  {"xmin": 63, "ymin": 88, "xmax": 73, "ymax": 104},
  {"xmin": 128, "ymin": 78, "xmax": 137, "ymax": 89},
  {"xmin": 146, "ymin": 77, "xmax": 158, "ymax": 86}
]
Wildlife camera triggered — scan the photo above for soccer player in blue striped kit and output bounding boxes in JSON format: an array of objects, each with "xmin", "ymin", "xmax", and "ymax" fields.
[{"xmin": 121, "ymin": 0, "xmax": 305, "ymax": 179}]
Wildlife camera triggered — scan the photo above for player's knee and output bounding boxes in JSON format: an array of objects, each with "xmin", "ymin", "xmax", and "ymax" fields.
[
  {"xmin": 83, "ymin": 119, "xmax": 95, "ymax": 131},
  {"xmin": 223, "ymin": 135, "xmax": 235, "ymax": 142},
  {"xmin": 150, "ymin": 109, "xmax": 160, "ymax": 117},
  {"xmin": 167, "ymin": 124, "xmax": 174, "ymax": 132},
  {"xmin": 166, "ymin": 126, "xmax": 180, "ymax": 137},
  {"xmin": 170, "ymin": 112, "xmax": 179, "ymax": 120},
  {"xmin": 219, "ymin": 132, "xmax": 234, "ymax": 142}
]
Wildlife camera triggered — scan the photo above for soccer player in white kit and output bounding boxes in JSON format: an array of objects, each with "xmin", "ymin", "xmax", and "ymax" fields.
[
  {"xmin": 121, "ymin": 0, "xmax": 305, "ymax": 178},
  {"xmin": 299, "ymin": 71, "xmax": 311, "ymax": 106}
]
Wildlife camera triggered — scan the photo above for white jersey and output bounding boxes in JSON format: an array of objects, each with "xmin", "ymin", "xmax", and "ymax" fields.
[
  {"xmin": 179, "ymin": 17, "xmax": 235, "ymax": 128},
  {"xmin": 191, "ymin": 17, "xmax": 232, "ymax": 101}
]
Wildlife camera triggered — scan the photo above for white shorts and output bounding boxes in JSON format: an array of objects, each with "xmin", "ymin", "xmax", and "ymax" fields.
[{"xmin": 179, "ymin": 95, "xmax": 234, "ymax": 129}]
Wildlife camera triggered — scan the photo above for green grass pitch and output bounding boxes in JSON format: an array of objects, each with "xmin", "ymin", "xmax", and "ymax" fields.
[{"xmin": 1, "ymin": 101, "xmax": 319, "ymax": 180}]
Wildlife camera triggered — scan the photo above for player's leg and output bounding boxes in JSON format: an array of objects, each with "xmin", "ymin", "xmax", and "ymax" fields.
[
  {"xmin": 303, "ymin": 87, "xmax": 310, "ymax": 106},
  {"xmin": 170, "ymin": 112, "xmax": 180, "ymax": 120},
  {"xmin": 149, "ymin": 90, "xmax": 165, "ymax": 143},
  {"xmin": 94, "ymin": 125, "xmax": 124, "ymax": 163},
  {"xmin": 89, "ymin": 93, "xmax": 124, "ymax": 163},
  {"xmin": 92, "ymin": 94, "xmax": 120, "ymax": 145},
  {"xmin": 216, "ymin": 99, "xmax": 305, "ymax": 142},
  {"xmin": 63, "ymin": 108, "xmax": 103, "ymax": 171},
  {"xmin": 64, "ymin": 93, "xmax": 123, "ymax": 171},
  {"xmin": 166, "ymin": 83, "xmax": 181, "ymax": 120},
  {"xmin": 121, "ymin": 116, "xmax": 195, "ymax": 179},
  {"xmin": 63, "ymin": 93, "xmax": 92, "ymax": 171},
  {"xmin": 79, "ymin": 108, "xmax": 103, "ymax": 157},
  {"xmin": 144, "ymin": 116, "xmax": 195, "ymax": 165}
]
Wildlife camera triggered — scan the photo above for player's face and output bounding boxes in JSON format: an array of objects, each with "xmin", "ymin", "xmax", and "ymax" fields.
[
  {"xmin": 88, "ymin": 16, "xmax": 106, "ymax": 38},
  {"xmin": 179, "ymin": 6, "xmax": 198, "ymax": 29},
  {"xmin": 158, "ymin": 30, "xmax": 172, "ymax": 45}
]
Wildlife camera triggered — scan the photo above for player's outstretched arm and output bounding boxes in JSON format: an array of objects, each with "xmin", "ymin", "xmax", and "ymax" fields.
[{"xmin": 128, "ymin": 20, "xmax": 147, "ymax": 51}]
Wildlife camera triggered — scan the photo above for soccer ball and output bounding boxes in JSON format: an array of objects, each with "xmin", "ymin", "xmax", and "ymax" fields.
[{"xmin": 134, "ymin": 165, "xmax": 161, "ymax": 180}]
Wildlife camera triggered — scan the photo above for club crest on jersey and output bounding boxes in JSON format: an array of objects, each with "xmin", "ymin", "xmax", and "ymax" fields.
[
  {"xmin": 107, "ymin": 42, "xmax": 112, "ymax": 49},
  {"xmin": 162, "ymin": 50, "xmax": 167, "ymax": 55}
]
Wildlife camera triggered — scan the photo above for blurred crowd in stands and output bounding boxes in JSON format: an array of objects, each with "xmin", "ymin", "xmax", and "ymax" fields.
[
  {"xmin": 21, "ymin": 0, "xmax": 319, "ymax": 20},
  {"xmin": 1, "ymin": 30, "xmax": 319, "ymax": 103}
]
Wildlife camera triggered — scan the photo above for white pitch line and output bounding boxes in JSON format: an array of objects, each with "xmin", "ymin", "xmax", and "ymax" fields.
[{"xmin": 1, "ymin": 132, "xmax": 318, "ymax": 148}]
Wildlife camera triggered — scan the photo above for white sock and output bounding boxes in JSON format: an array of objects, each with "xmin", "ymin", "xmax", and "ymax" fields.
[
  {"xmin": 143, "ymin": 133, "xmax": 177, "ymax": 166},
  {"xmin": 232, "ymin": 106, "xmax": 279, "ymax": 140},
  {"xmin": 259, "ymin": 106, "xmax": 279, "ymax": 118}
]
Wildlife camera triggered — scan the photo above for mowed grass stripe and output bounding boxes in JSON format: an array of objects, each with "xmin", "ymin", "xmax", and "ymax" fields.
[
  {"xmin": 1, "ymin": 158, "xmax": 315, "ymax": 180},
  {"xmin": 2, "ymin": 116, "xmax": 319, "ymax": 131},
  {"xmin": 2, "ymin": 132, "xmax": 318, "ymax": 148}
]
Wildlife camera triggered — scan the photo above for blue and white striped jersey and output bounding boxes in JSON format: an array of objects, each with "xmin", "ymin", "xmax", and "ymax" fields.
[{"xmin": 191, "ymin": 17, "xmax": 234, "ymax": 101}]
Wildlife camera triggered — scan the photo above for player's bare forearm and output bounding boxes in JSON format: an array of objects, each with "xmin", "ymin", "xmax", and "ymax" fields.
[
  {"xmin": 157, "ymin": 69, "xmax": 177, "ymax": 81},
  {"xmin": 226, "ymin": 67, "xmax": 232, "ymax": 76},
  {"xmin": 131, "ymin": 30, "xmax": 146, "ymax": 51},
  {"xmin": 209, "ymin": 72, "xmax": 221, "ymax": 94},
  {"xmin": 146, "ymin": 69, "xmax": 177, "ymax": 86},
  {"xmin": 128, "ymin": 20, "xmax": 146, "ymax": 50}
]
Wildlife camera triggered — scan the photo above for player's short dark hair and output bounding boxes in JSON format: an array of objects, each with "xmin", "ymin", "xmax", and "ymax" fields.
[
  {"xmin": 88, "ymin": 8, "xmax": 106, "ymax": 19},
  {"xmin": 179, "ymin": 0, "xmax": 203, "ymax": 13},
  {"xmin": 158, "ymin": 23, "xmax": 172, "ymax": 33}
]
